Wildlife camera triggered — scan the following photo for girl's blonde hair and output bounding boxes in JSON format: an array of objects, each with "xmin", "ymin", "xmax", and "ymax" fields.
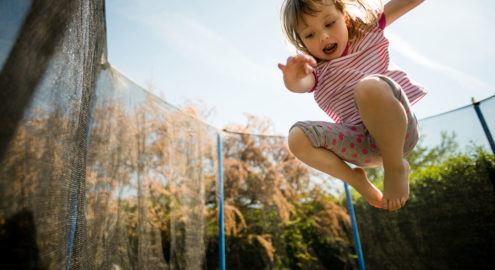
[{"xmin": 281, "ymin": 0, "xmax": 382, "ymax": 54}]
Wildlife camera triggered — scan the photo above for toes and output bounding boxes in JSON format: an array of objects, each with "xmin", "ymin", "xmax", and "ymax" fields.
[
  {"xmin": 382, "ymin": 198, "xmax": 410, "ymax": 211},
  {"xmin": 389, "ymin": 199, "xmax": 398, "ymax": 211},
  {"xmin": 390, "ymin": 198, "xmax": 407, "ymax": 211},
  {"xmin": 381, "ymin": 199, "xmax": 390, "ymax": 210},
  {"xmin": 388, "ymin": 200, "xmax": 394, "ymax": 210},
  {"xmin": 395, "ymin": 199, "xmax": 402, "ymax": 210}
]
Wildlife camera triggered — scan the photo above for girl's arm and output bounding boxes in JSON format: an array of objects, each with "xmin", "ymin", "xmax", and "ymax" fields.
[
  {"xmin": 278, "ymin": 54, "xmax": 317, "ymax": 93},
  {"xmin": 383, "ymin": 0, "xmax": 424, "ymax": 26}
]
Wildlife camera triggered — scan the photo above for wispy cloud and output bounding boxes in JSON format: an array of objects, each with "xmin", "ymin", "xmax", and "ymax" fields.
[
  {"xmin": 386, "ymin": 30, "xmax": 494, "ymax": 94},
  {"xmin": 129, "ymin": 10, "xmax": 279, "ymax": 88}
]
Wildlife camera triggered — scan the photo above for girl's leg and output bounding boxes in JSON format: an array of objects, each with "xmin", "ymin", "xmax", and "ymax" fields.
[
  {"xmin": 288, "ymin": 126, "xmax": 383, "ymax": 208},
  {"xmin": 354, "ymin": 77, "xmax": 409, "ymax": 211}
]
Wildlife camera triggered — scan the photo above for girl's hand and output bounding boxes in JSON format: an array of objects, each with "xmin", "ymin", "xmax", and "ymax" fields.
[
  {"xmin": 278, "ymin": 54, "xmax": 317, "ymax": 93},
  {"xmin": 278, "ymin": 54, "xmax": 316, "ymax": 79}
]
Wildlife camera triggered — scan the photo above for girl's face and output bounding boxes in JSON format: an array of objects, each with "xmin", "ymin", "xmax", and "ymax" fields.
[{"xmin": 297, "ymin": 1, "xmax": 348, "ymax": 61}]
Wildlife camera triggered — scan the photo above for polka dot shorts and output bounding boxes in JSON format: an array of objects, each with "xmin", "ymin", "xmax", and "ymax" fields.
[{"xmin": 291, "ymin": 75, "xmax": 420, "ymax": 168}]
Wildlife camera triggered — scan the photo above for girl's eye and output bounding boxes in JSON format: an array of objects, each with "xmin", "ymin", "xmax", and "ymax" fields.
[
  {"xmin": 325, "ymin": 21, "xmax": 335, "ymax": 27},
  {"xmin": 305, "ymin": 33, "xmax": 314, "ymax": 39}
]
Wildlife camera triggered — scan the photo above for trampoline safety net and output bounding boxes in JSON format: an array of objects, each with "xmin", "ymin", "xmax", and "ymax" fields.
[
  {"xmin": 1, "ymin": 0, "xmax": 495, "ymax": 270},
  {"xmin": 1, "ymin": 0, "xmax": 218, "ymax": 269}
]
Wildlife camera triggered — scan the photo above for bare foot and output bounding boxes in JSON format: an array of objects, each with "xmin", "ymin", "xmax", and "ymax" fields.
[
  {"xmin": 381, "ymin": 159, "xmax": 410, "ymax": 211},
  {"xmin": 350, "ymin": 168, "xmax": 383, "ymax": 208}
]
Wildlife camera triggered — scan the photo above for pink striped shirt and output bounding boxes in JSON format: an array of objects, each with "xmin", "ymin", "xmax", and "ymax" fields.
[{"xmin": 309, "ymin": 14, "xmax": 427, "ymax": 124}]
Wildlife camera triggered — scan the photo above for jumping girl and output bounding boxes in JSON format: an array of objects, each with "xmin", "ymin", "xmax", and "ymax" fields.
[{"xmin": 278, "ymin": 0, "xmax": 427, "ymax": 211}]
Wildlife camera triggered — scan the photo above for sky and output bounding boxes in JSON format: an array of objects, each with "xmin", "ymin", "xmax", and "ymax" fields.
[{"xmin": 106, "ymin": 0, "xmax": 495, "ymax": 136}]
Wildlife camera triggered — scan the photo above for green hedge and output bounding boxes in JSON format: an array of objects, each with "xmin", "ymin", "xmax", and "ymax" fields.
[{"xmin": 353, "ymin": 151, "xmax": 495, "ymax": 269}]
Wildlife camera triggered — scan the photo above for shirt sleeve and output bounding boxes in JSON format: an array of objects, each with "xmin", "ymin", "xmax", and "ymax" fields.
[
  {"xmin": 378, "ymin": 13, "xmax": 387, "ymax": 30},
  {"xmin": 308, "ymin": 70, "xmax": 319, "ymax": 93}
]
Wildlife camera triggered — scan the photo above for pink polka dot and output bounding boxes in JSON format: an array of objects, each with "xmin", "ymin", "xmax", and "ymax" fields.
[
  {"xmin": 338, "ymin": 133, "xmax": 344, "ymax": 140},
  {"xmin": 406, "ymin": 133, "xmax": 410, "ymax": 139},
  {"xmin": 362, "ymin": 149, "xmax": 368, "ymax": 155},
  {"xmin": 409, "ymin": 142, "xmax": 414, "ymax": 148},
  {"xmin": 350, "ymin": 143, "xmax": 355, "ymax": 149},
  {"xmin": 326, "ymin": 125, "xmax": 333, "ymax": 131},
  {"xmin": 332, "ymin": 139, "xmax": 337, "ymax": 146},
  {"xmin": 352, "ymin": 154, "xmax": 358, "ymax": 158},
  {"xmin": 335, "ymin": 126, "xmax": 341, "ymax": 130},
  {"xmin": 371, "ymin": 144, "xmax": 376, "ymax": 149},
  {"xmin": 365, "ymin": 159, "xmax": 371, "ymax": 163},
  {"xmin": 357, "ymin": 133, "xmax": 364, "ymax": 137},
  {"xmin": 357, "ymin": 138, "xmax": 362, "ymax": 143},
  {"xmin": 351, "ymin": 127, "xmax": 357, "ymax": 131},
  {"xmin": 341, "ymin": 147, "xmax": 347, "ymax": 153},
  {"xmin": 324, "ymin": 144, "xmax": 328, "ymax": 149}
]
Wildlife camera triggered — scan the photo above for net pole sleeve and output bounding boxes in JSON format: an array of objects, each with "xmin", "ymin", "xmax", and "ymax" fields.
[
  {"xmin": 344, "ymin": 182, "xmax": 366, "ymax": 270},
  {"xmin": 217, "ymin": 133, "xmax": 226, "ymax": 270},
  {"xmin": 66, "ymin": 190, "xmax": 79, "ymax": 270}
]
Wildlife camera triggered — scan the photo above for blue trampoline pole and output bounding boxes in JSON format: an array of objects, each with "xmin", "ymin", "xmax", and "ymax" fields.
[
  {"xmin": 217, "ymin": 133, "xmax": 226, "ymax": 270},
  {"xmin": 344, "ymin": 182, "xmax": 366, "ymax": 270}
]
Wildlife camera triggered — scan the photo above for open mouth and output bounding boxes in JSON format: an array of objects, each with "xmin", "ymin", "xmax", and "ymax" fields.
[{"xmin": 323, "ymin": 43, "xmax": 338, "ymax": 55}]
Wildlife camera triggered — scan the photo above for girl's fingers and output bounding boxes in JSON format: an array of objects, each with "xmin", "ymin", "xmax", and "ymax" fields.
[
  {"xmin": 287, "ymin": 56, "xmax": 297, "ymax": 65},
  {"xmin": 301, "ymin": 55, "xmax": 317, "ymax": 67},
  {"xmin": 308, "ymin": 56, "xmax": 317, "ymax": 67},
  {"xmin": 279, "ymin": 54, "xmax": 316, "ymax": 75},
  {"xmin": 304, "ymin": 63, "xmax": 313, "ymax": 75},
  {"xmin": 295, "ymin": 54, "xmax": 317, "ymax": 67}
]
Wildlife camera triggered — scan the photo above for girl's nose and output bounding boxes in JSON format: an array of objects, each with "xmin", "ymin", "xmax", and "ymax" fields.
[{"xmin": 320, "ymin": 33, "xmax": 329, "ymax": 42}]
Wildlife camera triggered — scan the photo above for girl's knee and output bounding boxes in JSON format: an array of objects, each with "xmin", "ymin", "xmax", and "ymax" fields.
[
  {"xmin": 354, "ymin": 76, "xmax": 392, "ymax": 103},
  {"xmin": 288, "ymin": 127, "xmax": 311, "ymax": 156}
]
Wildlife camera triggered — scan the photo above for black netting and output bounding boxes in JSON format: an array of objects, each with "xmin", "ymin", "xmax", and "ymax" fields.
[
  {"xmin": 1, "ymin": 0, "xmax": 494, "ymax": 269},
  {"xmin": 353, "ymin": 95, "xmax": 495, "ymax": 269},
  {"xmin": 418, "ymin": 96, "xmax": 495, "ymax": 153},
  {"xmin": 1, "ymin": 0, "xmax": 103, "ymax": 269},
  {"xmin": 219, "ymin": 127, "xmax": 356, "ymax": 269},
  {"xmin": 1, "ymin": 1, "xmax": 217, "ymax": 269},
  {"xmin": 86, "ymin": 66, "xmax": 218, "ymax": 269}
]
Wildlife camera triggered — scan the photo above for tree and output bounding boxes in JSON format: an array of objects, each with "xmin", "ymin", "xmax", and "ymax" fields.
[{"xmin": 221, "ymin": 115, "xmax": 357, "ymax": 269}]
